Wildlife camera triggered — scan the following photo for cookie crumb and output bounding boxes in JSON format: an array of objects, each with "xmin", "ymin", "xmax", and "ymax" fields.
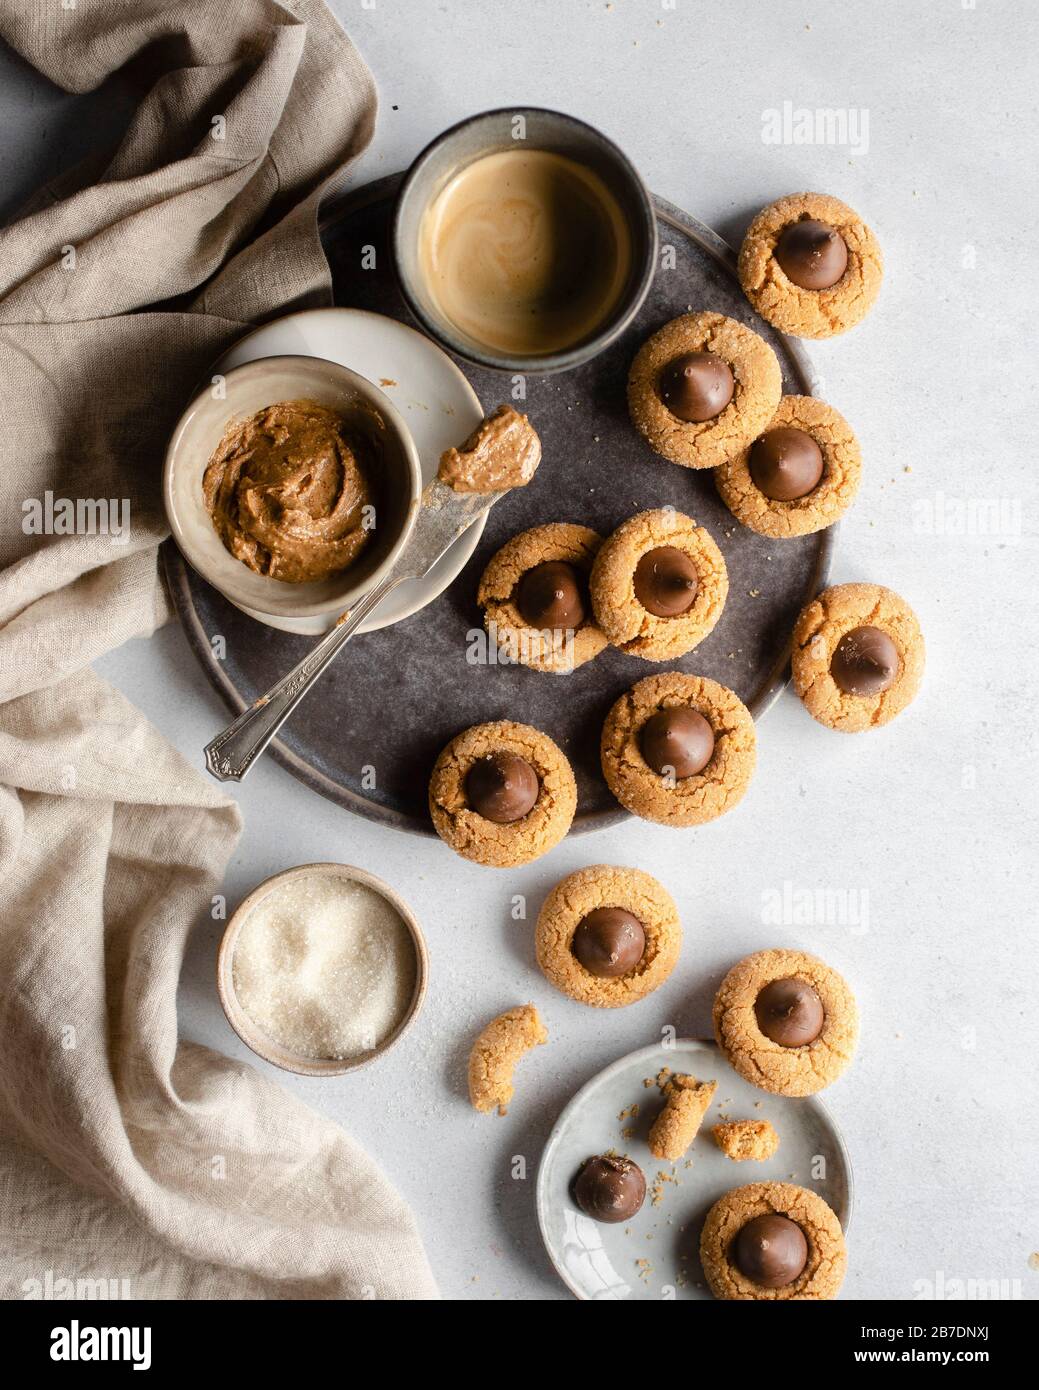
[
  {"xmin": 650, "ymin": 1169, "xmax": 678, "ymax": 1206},
  {"xmin": 712, "ymin": 1119, "xmax": 780, "ymax": 1162}
]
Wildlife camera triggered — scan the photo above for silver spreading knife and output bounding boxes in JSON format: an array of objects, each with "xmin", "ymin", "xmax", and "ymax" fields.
[{"xmin": 203, "ymin": 477, "xmax": 515, "ymax": 783}]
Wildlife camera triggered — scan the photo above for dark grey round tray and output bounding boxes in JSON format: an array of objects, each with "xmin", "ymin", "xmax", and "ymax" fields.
[{"xmin": 164, "ymin": 174, "xmax": 831, "ymax": 835}]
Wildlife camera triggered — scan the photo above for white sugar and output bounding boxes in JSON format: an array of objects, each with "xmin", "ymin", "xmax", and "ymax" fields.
[{"xmin": 232, "ymin": 872, "xmax": 417, "ymax": 1059}]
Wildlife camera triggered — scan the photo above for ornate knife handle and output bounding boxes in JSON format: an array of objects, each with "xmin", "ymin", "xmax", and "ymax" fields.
[{"xmin": 204, "ymin": 576, "xmax": 398, "ymax": 783}]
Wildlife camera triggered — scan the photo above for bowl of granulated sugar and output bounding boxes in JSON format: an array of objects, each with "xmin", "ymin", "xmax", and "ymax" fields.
[{"xmin": 217, "ymin": 863, "xmax": 427, "ymax": 1075}]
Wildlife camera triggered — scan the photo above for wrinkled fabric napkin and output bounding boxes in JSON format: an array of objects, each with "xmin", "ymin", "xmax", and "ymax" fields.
[{"xmin": 0, "ymin": 0, "xmax": 437, "ymax": 1300}]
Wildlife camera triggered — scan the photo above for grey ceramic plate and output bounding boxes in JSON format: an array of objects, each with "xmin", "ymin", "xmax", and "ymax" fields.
[
  {"xmin": 164, "ymin": 174, "xmax": 831, "ymax": 835},
  {"xmin": 536, "ymin": 1039, "xmax": 852, "ymax": 1301}
]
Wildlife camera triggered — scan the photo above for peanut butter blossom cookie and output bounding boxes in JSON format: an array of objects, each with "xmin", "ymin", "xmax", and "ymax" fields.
[
  {"xmin": 738, "ymin": 192, "xmax": 883, "ymax": 339},
  {"xmin": 791, "ymin": 582, "xmax": 925, "ymax": 732},
  {"xmin": 700, "ymin": 1182, "xmax": 847, "ymax": 1300},
  {"xmin": 428, "ymin": 720, "xmax": 576, "ymax": 867},
  {"xmin": 715, "ymin": 395, "xmax": 862, "ymax": 538},
  {"xmin": 535, "ymin": 864, "xmax": 681, "ymax": 1008},
  {"xmin": 601, "ymin": 673, "xmax": 755, "ymax": 826},
  {"xmin": 628, "ymin": 312, "xmax": 782, "ymax": 469},
  {"xmin": 589, "ymin": 509, "xmax": 728, "ymax": 661},
  {"xmin": 476, "ymin": 522, "xmax": 608, "ymax": 673},
  {"xmin": 713, "ymin": 948, "xmax": 858, "ymax": 1097}
]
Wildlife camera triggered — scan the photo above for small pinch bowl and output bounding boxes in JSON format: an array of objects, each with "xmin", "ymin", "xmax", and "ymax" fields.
[
  {"xmin": 217, "ymin": 863, "xmax": 428, "ymax": 1077},
  {"xmin": 163, "ymin": 355, "xmax": 422, "ymax": 620},
  {"xmin": 393, "ymin": 106, "xmax": 657, "ymax": 374}
]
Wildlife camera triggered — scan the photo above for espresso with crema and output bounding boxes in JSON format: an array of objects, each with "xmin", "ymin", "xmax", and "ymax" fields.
[{"xmin": 417, "ymin": 149, "xmax": 633, "ymax": 357}]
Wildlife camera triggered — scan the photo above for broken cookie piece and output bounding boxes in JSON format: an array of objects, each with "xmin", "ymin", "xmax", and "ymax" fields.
[
  {"xmin": 712, "ymin": 1119, "xmax": 780, "ymax": 1162},
  {"xmin": 647, "ymin": 1073, "xmax": 716, "ymax": 1161},
  {"xmin": 438, "ymin": 404, "xmax": 541, "ymax": 493},
  {"xmin": 467, "ymin": 1002, "xmax": 547, "ymax": 1116}
]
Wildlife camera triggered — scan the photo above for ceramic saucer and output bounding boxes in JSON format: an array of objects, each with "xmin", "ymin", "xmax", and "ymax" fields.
[
  {"xmin": 215, "ymin": 307, "xmax": 485, "ymax": 635},
  {"xmin": 536, "ymin": 1039, "xmax": 852, "ymax": 1300}
]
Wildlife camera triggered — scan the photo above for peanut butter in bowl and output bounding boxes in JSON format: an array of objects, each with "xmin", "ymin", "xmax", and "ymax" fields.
[{"xmin": 202, "ymin": 397, "xmax": 378, "ymax": 583}]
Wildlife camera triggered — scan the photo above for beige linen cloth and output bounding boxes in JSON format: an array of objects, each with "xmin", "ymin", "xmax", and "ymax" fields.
[{"xmin": 0, "ymin": 0, "xmax": 437, "ymax": 1299}]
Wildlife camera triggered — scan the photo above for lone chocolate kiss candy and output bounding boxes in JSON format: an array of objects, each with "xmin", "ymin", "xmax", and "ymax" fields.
[
  {"xmin": 755, "ymin": 977, "xmax": 825, "ymax": 1048},
  {"xmin": 640, "ymin": 707, "xmax": 715, "ymax": 779},
  {"xmin": 774, "ymin": 219, "xmax": 849, "ymax": 291},
  {"xmin": 633, "ymin": 546, "xmax": 698, "ymax": 618},
  {"xmin": 658, "ymin": 351, "xmax": 734, "ymax": 423},
  {"xmin": 734, "ymin": 1213, "xmax": 809, "ymax": 1288},
  {"xmin": 573, "ymin": 1155, "xmax": 647, "ymax": 1223},
  {"xmin": 749, "ymin": 426, "xmax": 825, "ymax": 501},
  {"xmin": 516, "ymin": 560, "xmax": 587, "ymax": 631},
  {"xmin": 571, "ymin": 906, "xmax": 646, "ymax": 978},
  {"xmin": 465, "ymin": 751, "xmax": 539, "ymax": 824},
  {"xmin": 830, "ymin": 625, "xmax": 899, "ymax": 696}
]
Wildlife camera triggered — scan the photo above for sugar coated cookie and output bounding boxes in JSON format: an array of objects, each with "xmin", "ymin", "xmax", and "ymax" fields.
[
  {"xmin": 716, "ymin": 394, "xmax": 861, "ymax": 538},
  {"xmin": 429, "ymin": 720, "xmax": 576, "ymax": 867},
  {"xmin": 589, "ymin": 509, "xmax": 727, "ymax": 662},
  {"xmin": 791, "ymin": 582, "xmax": 924, "ymax": 732},
  {"xmin": 476, "ymin": 522, "xmax": 608, "ymax": 673},
  {"xmin": 713, "ymin": 948, "xmax": 858, "ymax": 1097},
  {"xmin": 738, "ymin": 192, "xmax": 882, "ymax": 338},
  {"xmin": 628, "ymin": 312, "xmax": 782, "ymax": 469},
  {"xmin": 535, "ymin": 865, "xmax": 681, "ymax": 1009},
  {"xmin": 700, "ymin": 1182, "xmax": 847, "ymax": 1300},
  {"xmin": 601, "ymin": 672, "xmax": 755, "ymax": 826}
]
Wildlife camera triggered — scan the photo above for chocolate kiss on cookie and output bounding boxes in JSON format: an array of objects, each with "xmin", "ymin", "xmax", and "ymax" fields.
[
  {"xmin": 633, "ymin": 546, "xmax": 698, "ymax": 618},
  {"xmin": 734, "ymin": 1213, "xmax": 809, "ymax": 1288},
  {"xmin": 830, "ymin": 625, "xmax": 899, "ymax": 696},
  {"xmin": 658, "ymin": 351, "xmax": 734, "ymax": 422},
  {"xmin": 571, "ymin": 907, "xmax": 646, "ymax": 978},
  {"xmin": 774, "ymin": 219, "xmax": 848, "ymax": 291},
  {"xmin": 749, "ymin": 426, "xmax": 824, "ymax": 501},
  {"xmin": 640, "ymin": 708, "xmax": 715, "ymax": 778},
  {"xmin": 755, "ymin": 977, "xmax": 825, "ymax": 1047},
  {"xmin": 465, "ymin": 751, "xmax": 539, "ymax": 824},
  {"xmin": 516, "ymin": 560, "xmax": 587, "ymax": 631}
]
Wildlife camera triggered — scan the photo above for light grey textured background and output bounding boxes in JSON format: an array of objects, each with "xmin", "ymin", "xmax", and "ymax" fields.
[{"xmin": 4, "ymin": 0, "xmax": 1037, "ymax": 1301}]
